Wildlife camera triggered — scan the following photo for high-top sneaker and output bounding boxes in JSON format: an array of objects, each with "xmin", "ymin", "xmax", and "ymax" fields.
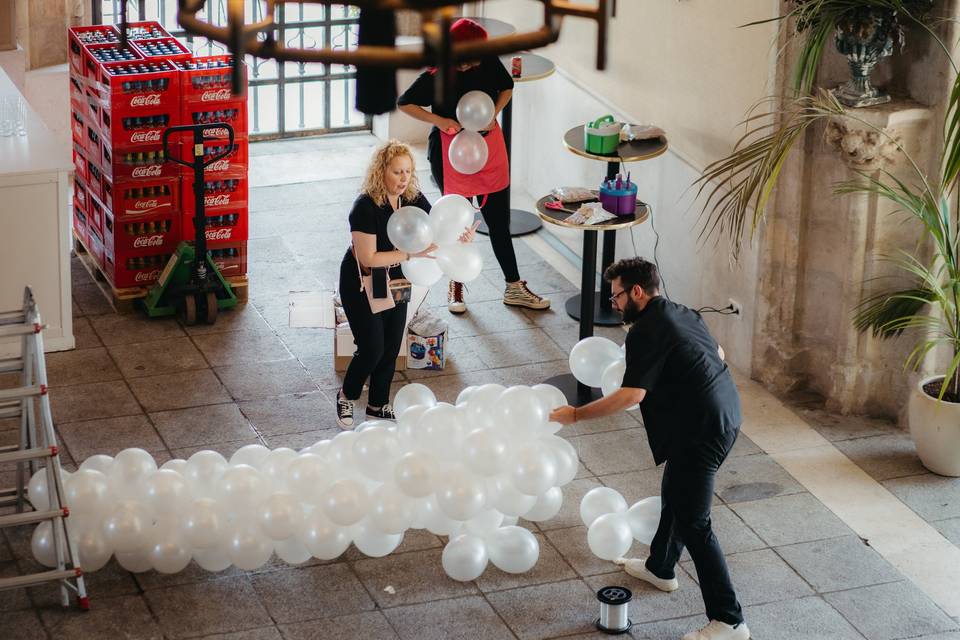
[
  {"xmin": 366, "ymin": 404, "xmax": 396, "ymax": 421},
  {"xmin": 681, "ymin": 620, "xmax": 751, "ymax": 640},
  {"xmin": 448, "ymin": 280, "xmax": 467, "ymax": 314},
  {"xmin": 503, "ymin": 280, "xmax": 550, "ymax": 310},
  {"xmin": 336, "ymin": 393, "xmax": 354, "ymax": 429}
]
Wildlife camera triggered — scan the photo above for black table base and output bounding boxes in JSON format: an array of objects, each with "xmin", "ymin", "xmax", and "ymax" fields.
[
  {"xmin": 476, "ymin": 209, "xmax": 542, "ymax": 237},
  {"xmin": 564, "ymin": 293, "xmax": 623, "ymax": 326},
  {"xmin": 544, "ymin": 373, "xmax": 602, "ymax": 407}
]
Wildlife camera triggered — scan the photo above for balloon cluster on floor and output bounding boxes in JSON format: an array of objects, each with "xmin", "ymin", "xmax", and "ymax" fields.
[
  {"xmin": 570, "ymin": 337, "xmax": 638, "ymax": 409},
  {"xmin": 580, "ymin": 487, "xmax": 661, "ymax": 560},
  {"xmin": 448, "ymin": 90, "xmax": 495, "ymax": 175},
  {"xmin": 29, "ymin": 383, "xmax": 578, "ymax": 580},
  {"xmin": 389, "ymin": 194, "xmax": 484, "ymax": 287}
]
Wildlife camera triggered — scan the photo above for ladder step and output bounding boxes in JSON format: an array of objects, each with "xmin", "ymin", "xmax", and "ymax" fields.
[
  {"xmin": 0, "ymin": 507, "xmax": 68, "ymax": 528},
  {"xmin": 0, "ymin": 358, "xmax": 23, "ymax": 374},
  {"xmin": 0, "ymin": 446, "xmax": 57, "ymax": 464},
  {"xmin": 0, "ymin": 311, "xmax": 26, "ymax": 324},
  {"xmin": 0, "ymin": 385, "xmax": 44, "ymax": 403},
  {"xmin": 0, "ymin": 406, "xmax": 22, "ymax": 419},
  {"xmin": 0, "ymin": 568, "xmax": 81, "ymax": 592},
  {"xmin": 0, "ymin": 323, "xmax": 43, "ymax": 338}
]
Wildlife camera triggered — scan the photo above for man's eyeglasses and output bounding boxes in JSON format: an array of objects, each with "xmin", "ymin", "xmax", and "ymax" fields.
[{"xmin": 609, "ymin": 289, "xmax": 627, "ymax": 305}]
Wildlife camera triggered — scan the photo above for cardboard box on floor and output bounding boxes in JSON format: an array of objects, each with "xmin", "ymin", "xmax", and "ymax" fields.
[{"xmin": 332, "ymin": 285, "xmax": 429, "ymax": 372}]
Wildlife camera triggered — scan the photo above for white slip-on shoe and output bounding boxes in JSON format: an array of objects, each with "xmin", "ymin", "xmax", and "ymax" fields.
[
  {"xmin": 681, "ymin": 619, "xmax": 750, "ymax": 640},
  {"xmin": 614, "ymin": 557, "xmax": 679, "ymax": 592}
]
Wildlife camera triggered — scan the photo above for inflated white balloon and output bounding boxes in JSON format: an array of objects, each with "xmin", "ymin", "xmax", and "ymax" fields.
[
  {"xmin": 328, "ymin": 431, "xmax": 361, "ymax": 470},
  {"xmin": 435, "ymin": 243, "xmax": 483, "ymax": 283},
  {"xmin": 74, "ymin": 523, "xmax": 112, "ymax": 572},
  {"xmin": 442, "ymin": 534, "xmax": 489, "ymax": 581},
  {"xmin": 600, "ymin": 359, "xmax": 640, "ymax": 410},
  {"xmin": 456, "ymin": 90, "xmax": 495, "ymax": 132},
  {"xmin": 463, "ymin": 509, "xmax": 504, "ymax": 537},
  {"xmin": 353, "ymin": 427, "xmax": 401, "ymax": 482},
  {"xmin": 569, "ymin": 337, "xmax": 623, "ymax": 388},
  {"xmin": 429, "ymin": 194, "xmax": 476, "ymax": 245},
  {"xmin": 387, "ymin": 206, "xmax": 434, "ymax": 254},
  {"xmin": 184, "ymin": 450, "xmax": 229, "ymax": 499},
  {"xmin": 509, "ymin": 444, "xmax": 558, "ymax": 496},
  {"xmin": 394, "ymin": 383, "xmax": 437, "ymax": 418},
  {"xmin": 160, "ymin": 459, "xmax": 188, "ymax": 475},
  {"xmin": 626, "ymin": 496, "xmax": 662, "ymax": 545},
  {"xmin": 80, "ymin": 454, "xmax": 115, "ymax": 476},
  {"xmin": 414, "ymin": 403, "xmax": 465, "ymax": 456},
  {"xmin": 523, "ymin": 487, "xmax": 564, "ymax": 522},
  {"xmin": 216, "ymin": 464, "xmax": 269, "ymax": 513},
  {"xmin": 321, "ymin": 479, "xmax": 369, "ymax": 526},
  {"xmin": 181, "ymin": 497, "xmax": 226, "ymax": 549},
  {"xmin": 462, "ymin": 383, "xmax": 507, "ymax": 430},
  {"xmin": 275, "ymin": 536, "xmax": 312, "ymax": 565},
  {"xmin": 227, "ymin": 520, "xmax": 274, "ymax": 571},
  {"xmin": 229, "ymin": 444, "xmax": 271, "ymax": 468},
  {"xmin": 587, "ymin": 512, "xmax": 633, "ymax": 560},
  {"xmin": 456, "ymin": 385, "xmax": 480, "ymax": 406},
  {"xmin": 259, "ymin": 447, "xmax": 298, "ymax": 491},
  {"xmin": 148, "ymin": 521, "xmax": 192, "ymax": 574},
  {"xmin": 396, "ymin": 404, "xmax": 430, "ymax": 446},
  {"xmin": 369, "ymin": 484, "xmax": 413, "ymax": 534},
  {"xmin": 448, "ymin": 130, "xmax": 489, "ymax": 175},
  {"xmin": 487, "ymin": 526, "xmax": 540, "ymax": 574},
  {"xmin": 495, "ymin": 386, "xmax": 549, "ymax": 435},
  {"xmin": 543, "ymin": 437, "xmax": 579, "ymax": 486},
  {"xmin": 531, "ymin": 384, "xmax": 567, "ymax": 413},
  {"xmin": 285, "ymin": 453, "xmax": 331, "ymax": 504},
  {"xmin": 115, "ymin": 549, "xmax": 152, "ymax": 573},
  {"xmin": 580, "ymin": 487, "xmax": 629, "ymax": 527},
  {"xmin": 492, "ymin": 477, "xmax": 537, "ymax": 517},
  {"xmin": 299, "ymin": 510, "xmax": 350, "ymax": 560},
  {"xmin": 402, "ymin": 256, "xmax": 443, "ymax": 287},
  {"xmin": 193, "ymin": 547, "xmax": 232, "ymax": 572},
  {"xmin": 462, "ymin": 428, "xmax": 508, "ymax": 477},
  {"xmin": 27, "ymin": 468, "xmax": 50, "ymax": 511},
  {"xmin": 352, "ymin": 520, "xmax": 404, "ymax": 557},
  {"xmin": 436, "ymin": 470, "xmax": 487, "ymax": 521},
  {"xmin": 137, "ymin": 469, "xmax": 187, "ymax": 516},
  {"xmin": 31, "ymin": 521, "xmax": 56, "ymax": 567},
  {"xmin": 102, "ymin": 501, "xmax": 151, "ymax": 553},
  {"xmin": 416, "ymin": 495, "xmax": 462, "ymax": 536},
  {"xmin": 394, "ymin": 450, "xmax": 436, "ymax": 498},
  {"xmin": 258, "ymin": 492, "xmax": 304, "ymax": 541},
  {"xmin": 109, "ymin": 448, "xmax": 157, "ymax": 500}
]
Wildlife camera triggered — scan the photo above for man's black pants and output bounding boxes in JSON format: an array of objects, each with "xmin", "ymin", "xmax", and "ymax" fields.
[{"xmin": 646, "ymin": 427, "xmax": 744, "ymax": 626}]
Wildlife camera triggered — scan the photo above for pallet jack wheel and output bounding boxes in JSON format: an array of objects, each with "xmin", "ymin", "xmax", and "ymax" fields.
[
  {"xmin": 205, "ymin": 291, "xmax": 219, "ymax": 325},
  {"xmin": 179, "ymin": 294, "xmax": 198, "ymax": 326}
]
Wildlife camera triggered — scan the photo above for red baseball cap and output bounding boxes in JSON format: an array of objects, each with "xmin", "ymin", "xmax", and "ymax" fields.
[{"xmin": 450, "ymin": 18, "xmax": 488, "ymax": 43}]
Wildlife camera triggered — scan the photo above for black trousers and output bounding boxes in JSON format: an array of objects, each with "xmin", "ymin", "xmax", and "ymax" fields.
[
  {"xmin": 338, "ymin": 258, "xmax": 407, "ymax": 407},
  {"xmin": 429, "ymin": 135, "xmax": 520, "ymax": 283},
  {"xmin": 646, "ymin": 427, "xmax": 744, "ymax": 626}
]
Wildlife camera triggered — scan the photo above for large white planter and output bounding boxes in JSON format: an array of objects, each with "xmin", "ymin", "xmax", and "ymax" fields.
[{"xmin": 907, "ymin": 375, "xmax": 960, "ymax": 477}]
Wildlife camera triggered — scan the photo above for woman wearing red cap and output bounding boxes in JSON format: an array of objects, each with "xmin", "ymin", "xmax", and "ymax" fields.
[{"xmin": 398, "ymin": 18, "xmax": 550, "ymax": 315}]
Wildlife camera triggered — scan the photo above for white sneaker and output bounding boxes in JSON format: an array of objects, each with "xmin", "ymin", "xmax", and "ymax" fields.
[
  {"xmin": 681, "ymin": 620, "xmax": 750, "ymax": 640},
  {"xmin": 614, "ymin": 557, "xmax": 679, "ymax": 592},
  {"xmin": 448, "ymin": 281, "xmax": 467, "ymax": 314}
]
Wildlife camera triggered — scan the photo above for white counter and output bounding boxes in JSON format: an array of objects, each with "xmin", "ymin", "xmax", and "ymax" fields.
[{"xmin": 0, "ymin": 66, "xmax": 74, "ymax": 357}]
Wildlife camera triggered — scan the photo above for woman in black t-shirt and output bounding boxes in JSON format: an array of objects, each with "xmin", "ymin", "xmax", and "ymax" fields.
[
  {"xmin": 336, "ymin": 141, "xmax": 437, "ymax": 429},
  {"xmin": 397, "ymin": 18, "xmax": 550, "ymax": 316}
]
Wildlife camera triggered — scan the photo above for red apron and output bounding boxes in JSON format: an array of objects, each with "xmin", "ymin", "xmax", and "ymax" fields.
[{"xmin": 439, "ymin": 123, "xmax": 510, "ymax": 199}]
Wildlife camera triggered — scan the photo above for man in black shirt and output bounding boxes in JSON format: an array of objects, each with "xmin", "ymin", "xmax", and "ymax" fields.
[{"xmin": 550, "ymin": 257, "xmax": 749, "ymax": 640}]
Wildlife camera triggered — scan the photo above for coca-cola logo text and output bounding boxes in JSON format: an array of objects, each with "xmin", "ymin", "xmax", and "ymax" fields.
[
  {"xmin": 134, "ymin": 269, "xmax": 161, "ymax": 282},
  {"xmin": 208, "ymin": 159, "xmax": 230, "ymax": 171},
  {"xmin": 130, "ymin": 130, "xmax": 161, "ymax": 143},
  {"xmin": 131, "ymin": 165, "xmax": 162, "ymax": 177},
  {"xmin": 207, "ymin": 228, "xmax": 232, "ymax": 240},
  {"xmin": 205, "ymin": 194, "xmax": 230, "ymax": 206},
  {"xmin": 200, "ymin": 89, "xmax": 232, "ymax": 102},
  {"xmin": 133, "ymin": 235, "xmax": 165, "ymax": 248},
  {"xmin": 130, "ymin": 94, "xmax": 161, "ymax": 107},
  {"xmin": 134, "ymin": 199, "xmax": 159, "ymax": 210},
  {"xmin": 204, "ymin": 128, "xmax": 229, "ymax": 139}
]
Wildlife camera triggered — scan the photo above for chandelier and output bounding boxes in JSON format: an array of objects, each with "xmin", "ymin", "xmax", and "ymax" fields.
[{"xmin": 117, "ymin": 1, "xmax": 610, "ymax": 104}]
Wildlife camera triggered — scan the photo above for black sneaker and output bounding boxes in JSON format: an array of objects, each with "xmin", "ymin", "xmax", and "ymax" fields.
[
  {"xmin": 366, "ymin": 404, "xmax": 396, "ymax": 420},
  {"xmin": 336, "ymin": 393, "xmax": 355, "ymax": 429}
]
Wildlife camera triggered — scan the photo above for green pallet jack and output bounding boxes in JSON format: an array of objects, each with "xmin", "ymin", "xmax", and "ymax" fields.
[{"xmin": 142, "ymin": 123, "xmax": 238, "ymax": 325}]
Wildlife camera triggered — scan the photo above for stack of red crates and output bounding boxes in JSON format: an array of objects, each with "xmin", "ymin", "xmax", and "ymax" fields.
[{"xmin": 68, "ymin": 23, "xmax": 249, "ymax": 289}]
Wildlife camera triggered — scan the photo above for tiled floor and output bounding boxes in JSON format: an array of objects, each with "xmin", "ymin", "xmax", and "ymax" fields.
[{"xmin": 2, "ymin": 134, "xmax": 960, "ymax": 640}]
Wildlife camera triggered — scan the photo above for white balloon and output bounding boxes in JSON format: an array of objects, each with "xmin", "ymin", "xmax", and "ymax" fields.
[
  {"xmin": 194, "ymin": 547, "xmax": 232, "ymax": 572},
  {"xmin": 448, "ymin": 130, "xmax": 489, "ymax": 175},
  {"xmin": 415, "ymin": 495, "xmax": 462, "ymax": 536},
  {"xmin": 115, "ymin": 549, "xmax": 152, "ymax": 573},
  {"xmin": 543, "ymin": 437, "xmax": 579, "ymax": 486},
  {"xmin": 227, "ymin": 520, "xmax": 274, "ymax": 571},
  {"xmin": 328, "ymin": 431, "xmax": 360, "ymax": 470},
  {"xmin": 487, "ymin": 526, "xmax": 540, "ymax": 573},
  {"xmin": 299, "ymin": 510, "xmax": 350, "ymax": 559},
  {"xmin": 587, "ymin": 512, "xmax": 633, "ymax": 560},
  {"xmin": 462, "ymin": 428, "xmax": 508, "ymax": 477},
  {"xmin": 495, "ymin": 386, "xmax": 548, "ymax": 435},
  {"xmin": 352, "ymin": 520, "xmax": 404, "ymax": 557},
  {"xmin": 27, "ymin": 468, "xmax": 50, "ymax": 511},
  {"xmin": 75, "ymin": 523, "xmax": 112, "ymax": 572},
  {"xmin": 80, "ymin": 454, "xmax": 115, "ymax": 476},
  {"xmin": 394, "ymin": 383, "xmax": 437, "ymax": 418},
  {"xmin": 580, "ymin": 487, "xmax": 629, "ymax": 527},
  {"xmin": 181, "ymin": 497, "xmax": 226, "ymax": 549},
  {"xmin": 509, "ymin": 444, "xmax": 558, "ymax": 496},
  {"xmin": 436, "ymin": 470, "xmax": 487, "ymax": 521},
  {"xmin": 258, "ymin": 492, "xmax": 304, "ymax": 541},
  {"xmin": 285, "ymin": 453, "xmax": 331, "ymax": 504},
  {"xmin": 229, "ymin": 444, "xmax": 271, "ymax": 468},
  {"xmin": 397, "ymin": 404, "xmax": 430, "ymax": 446},
  {"xmin": 463, "ymin": 509, "xmax": 504, "ymax": 537},
  {"xmin": 353, "ymin": 427, "xmax": 401, "ymax": 482},
  {"xmin": 442, "ymin": 534, "xmax": 489, "ymax": 581},
  {"xmin": 321, "ymin": 479, "xmax": 369, "ymax": 526},
  {"xmin": 258, "ymin": 447, "xmax": 298, "ymax": 491},
  {"xmin": 414, "ymin": 403, "xmax": 464, "ymax": 456},
  {"xmin": 102, "ymin": 501, "xmax": 151, "ymax": 553},
  {"xmin": 394, "ymin": 451, "xmax": 436, "ymax": 498},
  {"xmin": 531, "ymin": 384, "xmax": 567, "ymax": 413},
  {"xmin": 369, "ymin": 484, "xmax": 413, "ymax": 534},
  {"xmin": 31, "ymin": 521, "xmax": 56, "ymax": 567},
  {"xmin": 456, "ymin": 385, "xmax": 480, "ymax": 406},
  {"xmin": 626, "ymin": 496, "xmax": 662, "ymax": 545},
  {"xmin": 148, "ymin": 521, "xmax": 192, "ymax": 574},
  {"xmin": 523, "ymin": 487, "xmax": 564, "ymax": 522},
  {"xmin": 159, "ymin": 459, "xmax": 188, "ymax": 475},
  {"xmin": 137, "ymin": 469, "xmax": 187, "ymax": 516},
  {"xmin": 402, "ymin": 256, "xmax": 443, "ymax": 287},
  {"xmin": 462, "ymin": 383, "xmax": 506, "ymax": 430},
  {"xmin": 569, "ymin": 337, "xmax": 623, "ymax": 388},
  {"xmin": 456, "ymin": 90, "xmax": 496, "ymax": 132},
  {"xmin": 492, "ymin": 477, "xmax": 537, "ymax": 517},
  {"xmin": 429, "ymin": 194, "xmax": 476, "ymax": 245},
  {"xmin": 435, "ymin": 243, "xmax": 483, "ymax": 283},
  {"xmin": 600, "ymin": 359, "xmax": 640, "ymax": 410},
  {"xmin": 216, "ymin": 464, "xmax": 269, "ymax": 513},
  {"xmin": 275, "ymin": 536, "xmax": 312, "ymax": 564},
  {"xmin": 184, "ymin": 450, "xmax": 229, "ymax": 499},
  {"xmin": 109, "ymin": 448, "xmax": 157, "ymax": 500},
  {"xmin": 387, "ymin": 205, "xmax": 434, "ymax": 254}
]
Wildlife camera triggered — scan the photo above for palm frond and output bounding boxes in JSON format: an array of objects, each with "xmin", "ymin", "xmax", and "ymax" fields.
[{"xmin": 853, "ymin": 286, "xmax": 937, "ymax": 337}]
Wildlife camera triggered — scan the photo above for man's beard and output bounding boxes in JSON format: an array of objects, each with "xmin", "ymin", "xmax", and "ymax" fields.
[{"xmin": 620, "ymin": 296, "xmax": 642, "ymax": 324}]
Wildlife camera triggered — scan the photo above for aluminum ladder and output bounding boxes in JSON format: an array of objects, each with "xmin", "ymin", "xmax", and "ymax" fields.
[{"xmin": 0, "ymin": 286, "xmax": 88, "ymax": 609}]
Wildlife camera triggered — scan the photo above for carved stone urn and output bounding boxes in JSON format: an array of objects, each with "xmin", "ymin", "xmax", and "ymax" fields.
[{"xmin": 832, "ymin": 8, "xmax": 895, "ymax": 108}]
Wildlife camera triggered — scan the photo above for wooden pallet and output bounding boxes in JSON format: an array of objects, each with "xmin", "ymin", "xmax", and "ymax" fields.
[{"xmin": 73, "ymin": 232, "xmax": 248, "ymax": 313}]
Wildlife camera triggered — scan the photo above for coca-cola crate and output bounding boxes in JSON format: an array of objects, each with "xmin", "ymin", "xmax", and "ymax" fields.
[
  {"xmin": 180, "ymin": 101, "xmax": 247, "ymax": 142},
  {"xmin": 104, "ymin": 244, "xmax": 172, "ymax": 289},
  {"xmin": 104, "ymin": 207, "xmax": 181, "ymax": 257},
  {"xmin": 100, "ymin": 145, "xmax": 179, "ymax": 182},
  {"xmin": 86, "ymin": 158, "xmax": 104, "ymax": 201},
  {"xmin": 101, "ymin": 107, "xmax": 177, "ymax": 151},
  {"xmin": 84, "ymin": 43, "xmax": 143, "ymax": 80},
  {"xmin": 72, "ymin": 143, "xmax": 88, "ymax": 183},
  {"xmin": 69, "ymin": 76, "xmax": 87, "ymax": 115},
  {"xmin": 102, "ymin": 176, "xmax": 178, "ymax": 219},
  {"xmin": 88, "ymin": 225, "xmax": 106, "ymax": 270},
  {"xmin": 208, "ymin": 242, "xmax": 247, "ymax": 278},
  {"xmin": 181, "ymin": 177, "xmax": 248, "ymax": 215},
  {"xmin": 74, "ymin": 178, "xmax": 90, "ymax": 213},
  {"xmin": 121, "ymin": 21, "xmax": 171, "ymax": 41},
  {"xmin": 88, "ymin": 194, "xmax": 108, "ymax": 235},
  {"xmin": 132, "ymin": 37, "xmax": 191, "ymax": 64},
  {"xmin": 176, "ymin": 56, "xmax": 248, "ymax": 103},
  {"xmin": 182, "ymin": 210, "xmax": 248, "ymax": 246},
  {"xmin": 178, "ymin": 139, "xmax": 248, "ymax": 178},
  {"xmin": 73, "ymin": 201, "xmax": 89, "ymax": 248},
  {"xmin": 97, "ymin": 60, "xmax": 180, "ymax": 114},
  {"xmin": 85, "ymin": 121, "xmax": 104, "ymax": 158},
  {"xmin": 70, "ymin": 110, "xmax": 86, "ymax": 147},
  {"xmin": 69, "ymin": 25, "xmax": 119, "ymax": 74}
]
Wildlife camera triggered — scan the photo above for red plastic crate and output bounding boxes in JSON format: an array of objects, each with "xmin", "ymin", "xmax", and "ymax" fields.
[
  {"xmin": 104, "ymin": 207, "xmax": 181, "ymax": 257},
  {"xmin": 74, "ymin": 178, "xmax": 89, "ymax": 213},
  {"xmin": 176, "ymin": 55, "xmax": 248, "ymax": 103},
  {"xmin": 103, "ymin": 244, "xmax": 173, "ymax": 288},
  {"xmin": 100, "ymin": 107, "xmax": 177, "ymax": 150},
  {"xmin": 73, "ymin": 201, "xmax": 89, "ymax": 248},
  {"xmin": 86, "ymin": 158, "xmax": 104, "ymax": 201},
  {"xmin": 181, "ymin": 209, "xmax": 248, "ymax": 246},
  {"xmin": 100, "ymin": 145, "xmax": 179, "ymax": 181},
  {"xmin": 88, "ymin": 194, "xmax": 107, "ymax": 235},
  {"xmin": 208, "ymin": 241, "xmax": 247, "ymax": 278},
  {"xmin": 69, "ymin": 25, "xmax": 119, "ymax": 74},
  {"xmin": 84, "ymin": 42, "xmax": 143, "ymax": 80},
  {"xmin": 102, "ymin": 176, "xmax": 178, "ymax": 219},
  {"xmin": 181, "ymin": 177, "xmax": 248, "ymax": 215},
  {"xmin": 180, "ymin": 101, "xmax": 247, "ymax": 141},
  {"xmin": 176, "ymin": 139, "xmax": 248, "ymax": 178},
  {"xmin": 84, "ymin": 120, "xmax": 103, "ymax": 158},
  {"xmin": 121, "ymin": 21, "xmax": 171, "ymax": 41},
  {"xmin": 70, "ymin": 110, "xmax": 86, "ymax": 146},
  {"xmin": 72, "ymin": 144, "xmax": 88, "ymax": 183},
  {"xmin": 97, "ymin": 60, "xmax": 180, "ymax": 114},
  {"xmin": 132, "ymin": 37, "xmax": 191, "ymax": 63},
  {"xmin": 88, "ymin": 225, "xmax": 106, "ymax": 270}
]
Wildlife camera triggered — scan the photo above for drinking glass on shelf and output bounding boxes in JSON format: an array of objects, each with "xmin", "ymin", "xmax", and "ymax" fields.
[
  {"xmin": 15, "ymin": 97, "xmax": 27, "ymax": 136},
  {"xmin": 0, "ymin": 97, "xmax": 13, "ymax": 137}
]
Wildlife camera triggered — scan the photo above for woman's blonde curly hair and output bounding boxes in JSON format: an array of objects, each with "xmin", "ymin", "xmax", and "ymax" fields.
[{"xmin": 361, "ymin": 140, "xmax": 421, "ymax": 206}]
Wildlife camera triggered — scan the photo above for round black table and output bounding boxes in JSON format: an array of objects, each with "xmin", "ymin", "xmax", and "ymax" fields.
[
  {"xmin": 536, "ymin": 193, "xmax": 650, "ymax": 405},
  {"xmin": 463, "ymin": 16, "xmax": 515, "ymax": 38},
  {"xmin": 560, "ymin": 125, "xmax": 667, "ymax": 326}
]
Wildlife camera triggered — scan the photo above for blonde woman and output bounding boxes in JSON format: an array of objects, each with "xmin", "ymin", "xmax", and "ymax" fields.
[{"xmin": 336, "ymin": 141, "xmax": 438, "ymax": 428}]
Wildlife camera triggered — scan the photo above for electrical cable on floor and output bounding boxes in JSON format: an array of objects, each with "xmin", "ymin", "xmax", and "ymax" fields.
[{"xmin": 696, "ymin": 305, "xmax": 738, "ymax": 315}]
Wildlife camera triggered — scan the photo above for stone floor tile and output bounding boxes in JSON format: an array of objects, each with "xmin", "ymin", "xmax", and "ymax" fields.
[
  {"xmin": 127, "ymin": 369, "xmax": 232, "ymax": 412},
  {"xmin": 824, "ymin": 581, "xmax": 959, "ymax": 640},
  {"xmin": 464, "ymin": 327, "xmax": 568, "ymax": 369},
  {"xmin": 73, "ymin": 283, "xmax": 115, "ymax": 316},
  {"xmin": 278, "ymin": 611, "xmax": 399, "ymax": 640},
  {"xmin": 39, "ymin": 594, "xmax": 163, "ymax": 639},
  {"xmin": 238, "ymin": 391, "xmax": 338, "ymax": 436},
  {"xmin": 89, "ymin": 313, "xmax": 185, "ymax": 346},
  {"xmin": 134, "ymin": 560, "xmax": 245, "ymax": 591},
  {"xmin": 201, "ymin": 627, "xmax": 283, "ymax": 640},
  {"xmin": 561, "ymin": 410, "xmax": 643, "ymax": 438},
  {"xmin": 180, "ymin": 303, "xmax": 273, "ymax": 336},
  {"xmin": 485, "ymin": 579, "xmax": 598, "ymax": 640},
  {"xmin": 437, "ymin": 300, "xmax": 534, "ymax": 338},
  {"xmin": 682, "ymin": 548, "xmax": 813, "ymax": 607},
  {"xmin": 910, "ymin": 634, "xmax": 960, "ymax": 640},
  {"xmin": 383, "ymin": 595, "xmax": 514, "ymax": 640},
  {"xmin": 4, "ymin": 609, "xmax": 46, "ymax": 640},
  {"xmin": 728, "ymin": 433, "xmax": 762, "ymax": 457},
  {"xmin": 544, "ymin": 526, "xmax": 620, "ymax": 577},
  {"xmin": 536, "ymin": 477, "xmax": 604, "ymax": 531},
  {"xmin": 215, "ymin": 360, "xmax": 318, "ymax": 401},
  {"xmin": 740, "ymin": 596, "xmax": 866, "ymax": 639},
  {"xmin": 934, "ymin": 517, "xmax": 960, "ymax": 545},
  {"xmin": 568, "ymin": 429, "xmax": 657, "ymax": 476},
  {"xmin": 72, "ymin": 316, "xmax": 103, "ymax": 349},
  {"xmin": 275, "ymin": 327, "xmax": 337, "ymax": 360},
  {"xmin": 145, "ymin": 576, "xmax": 273, "ymax": 638},
  {"xmin": 27, "ymin": 557, "xmax": 139, "ymax": 607},
  {"xmin": 548, "ymin": 325, "xmax": 627, "ymax": 355},
  {"xmin": 58, "ymin": 414, "xmax": 166, "ymax": 459},
  {"xmin": 476, "ymin": 533, "xmax": 578, "ymax": 592},
  {"xmin": 632, "ymin": 615, "xmax": 707, "ymax": 640},
  {"xmin": 261, "ymin": 428, "xmax": 340, "ymax": 450},
  {"xmin": 776, "ymin": 535, "xmax": 903, "ymax": 593},
  {"xmin": 149, "ymin": 403, "xmax": 258, "ymax": 449},
  {"xmin": 882, "ymin": 474, "xmax": 960, "ymax": 521},
  {"xmin": 46, "ymin": 347, "xmax": 122, "ymax": 387},
  {"xmin": 597, "ymin": 468, "xmax": 663, "ymax": 506},
  {"xmin": 108, "ymin": 337, "xmax": 209, "ymax": 378},
  {"xmin": 169, "ymin": 437, "xmax": 266, "ymax": 461},
  {"xmin": 0, "ymin": 561, "xmax": 32, "ymax": 611},
  {"xmin": 49, "ymin": 380, "xmax": 142, "ymax": 423},
  {"xmin": 250, "ymin": 564, "xmax": 375, "ymax": 624},
  {"xmin": 192, "ymin": 330, "xmax": 293, "ymax": 367},
  {"xmin": 586, "ymin": 568, "xmax": 706, "ymax": 624},
  {"xmin": 424, "ymin": 272, "xmax": 503, "ymax": 308},
  {"xmin": 728, "ymin": 492, "xmax": 852, "ymax": 547},
  {"xmin": 834, "ymin": 433, "xmax": 928, "ymax": 481},
  {"xmin": 352, "ymin": 549, "xmax": 477, "ymax": 607},
  {"xmin": 795, "ymin": 406, "xmax": 900, "ymax": 442},
  {"xmin": 714, "ymin": 453, "xmax": 805, "ymax": 503},
  {"xmin": 484, "ymin": 261, "xmax": 577, "ymax": 296}
]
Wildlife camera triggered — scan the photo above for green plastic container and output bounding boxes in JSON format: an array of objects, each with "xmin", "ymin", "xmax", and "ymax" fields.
[{"xmin": 584, "ymin": 115, "xmax": 621, "ymax": 155}]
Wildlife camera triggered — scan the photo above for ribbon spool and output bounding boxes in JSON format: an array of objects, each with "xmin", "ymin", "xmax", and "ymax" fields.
[{"xmin": 595, "ymin": 585, "xmax": 632, "ymax": 634}]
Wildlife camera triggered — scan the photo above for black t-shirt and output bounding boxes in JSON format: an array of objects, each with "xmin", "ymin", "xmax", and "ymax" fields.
[
  {"xmin": 622, "ymin": 296, "xmax": 742, "ymax": 465},
  {"xmin": 343, "ymin": 192, "xmax": 432, "ymax": 280}
]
